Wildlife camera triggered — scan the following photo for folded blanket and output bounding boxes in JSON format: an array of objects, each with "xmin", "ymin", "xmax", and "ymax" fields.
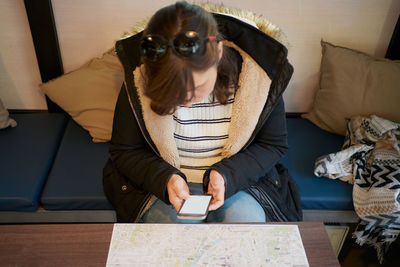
[{"xmin": 314, "ymin": 115, "xmax": 400, "ymax": 263}]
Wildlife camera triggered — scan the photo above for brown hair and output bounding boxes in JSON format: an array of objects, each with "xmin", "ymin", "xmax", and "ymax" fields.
[{"xmin": 141, "ymin": 1, "xmax": 240, "ymax": 115}]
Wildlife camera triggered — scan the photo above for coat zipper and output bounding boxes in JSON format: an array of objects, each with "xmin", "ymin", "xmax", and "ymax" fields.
[
  {"xmin": 255, "ymin": 185, "xmax": 287, "ymax": 222},
  {"xmin": 124, "ymin": 81, "xmax": 160, "ymax": 158},
  {"xmin": 124, "ymin": 81, "xmax": 160, "ymax": 221},
  {"xmin": 134, "ymin": 193, "xmax": 153, "ymax": 222}
]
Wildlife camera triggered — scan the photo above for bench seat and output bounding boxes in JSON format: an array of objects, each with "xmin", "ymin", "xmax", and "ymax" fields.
[
  {"xmin": 282, "ymin": 118, "xmax": 354, "ymax": 215},
  {"xmin": 0, "ymin": 113, "xmax": 67, "ymax": 211},
  {"xmin": 40, "ymin": 119, "xmax": 113, "ymax": 211},
  {"xmin": 1, "ymin": 114, "xmax": 357, "ymax": 223}
]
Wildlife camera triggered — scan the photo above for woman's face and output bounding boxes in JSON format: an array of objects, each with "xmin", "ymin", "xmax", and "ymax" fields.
[
  {"xmin": 184, "ymin": 66, "xmax": 218, "ymax": 107},
  {"xmin": 183, "ymin": 42, "xmax": 223, "ymax": 107}
]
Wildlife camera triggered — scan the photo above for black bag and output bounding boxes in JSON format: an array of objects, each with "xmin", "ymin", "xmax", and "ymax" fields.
[
  {"xmin": 275, "ymin": 163, "xmax": 303, "ymax": 221},
  {"xmin": 246, "ymin": 163, "xmax": 303, "ymax": 222}
]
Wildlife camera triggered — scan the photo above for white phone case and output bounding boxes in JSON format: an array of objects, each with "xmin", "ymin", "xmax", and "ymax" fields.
[{"xmin": 177, "ymin": 194, "xmax": 212, "ymax": 220}]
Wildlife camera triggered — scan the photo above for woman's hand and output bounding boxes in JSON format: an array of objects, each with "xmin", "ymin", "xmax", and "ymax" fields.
[
  {"xmin": 207, "ymin": 170, "xmax": 225, "ymax": 211},
  {"xmin": 167, "ymin": 174, "xmax": 190, "ymax": 211}
]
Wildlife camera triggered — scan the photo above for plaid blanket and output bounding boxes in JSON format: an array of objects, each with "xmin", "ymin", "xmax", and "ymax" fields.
[{"xmin": 314, "ymin": 115, "xmax": 400, "ymax": 263}]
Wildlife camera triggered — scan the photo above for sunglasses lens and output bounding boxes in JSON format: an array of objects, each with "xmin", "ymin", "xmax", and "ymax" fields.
[
  {"xmin": 140, "ymin": 35, "xmax": 168, "ymax": 60},
  {"xmin": 173, "ymin": 31, "xmax": 203, "ymax": 56}
]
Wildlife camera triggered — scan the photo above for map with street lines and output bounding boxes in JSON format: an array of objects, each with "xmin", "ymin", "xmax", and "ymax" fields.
[{"xmin": 106, "ymin": 223, "xmax": 309, "ymax": 267}]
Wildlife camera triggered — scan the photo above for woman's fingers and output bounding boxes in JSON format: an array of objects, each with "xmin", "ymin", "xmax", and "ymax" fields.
[
  {"xmin": 208, "ymin": 183, "xmax": 224, "ymax": 210},
  {"xmin": 172, "ymin": 186, "xmax": 190, "ymax": 211},
  {"xmin": 168, "ymin": 171, "xmax": 226, "ymax": 212},
  {"xmin": 167, "ymin": 174, "xmax": 190, "ymax": 211},
  {"xmin": 207, "ymin": 170, "xmax": 225, "ymax": 211}
]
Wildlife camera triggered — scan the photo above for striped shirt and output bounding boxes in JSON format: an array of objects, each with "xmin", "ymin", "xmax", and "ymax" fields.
[{"xmin": 173, "ymin": 95, "xmax": 234, "ymax": 183}]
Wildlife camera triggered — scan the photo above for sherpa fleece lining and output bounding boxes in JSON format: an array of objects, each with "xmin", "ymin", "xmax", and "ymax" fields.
[{"xmin": 132, "ymin": 42, "xmax": 271, "ymax": 168}]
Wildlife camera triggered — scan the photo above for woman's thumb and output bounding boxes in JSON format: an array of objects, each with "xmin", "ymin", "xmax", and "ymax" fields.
[
  {"xmin": 178, "ymin": 186, "xmax": 190, "ymax": 200},
  {"xmin": 182, "ymin": 190, "xmax": 190, "ymax": 200}
]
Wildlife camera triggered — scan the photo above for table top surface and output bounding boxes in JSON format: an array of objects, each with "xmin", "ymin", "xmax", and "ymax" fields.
[{"xmin": 0, "ymin": 222, "xmax": 339, "ymax": 267}]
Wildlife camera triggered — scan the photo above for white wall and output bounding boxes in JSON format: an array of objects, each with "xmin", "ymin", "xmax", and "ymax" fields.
[
  {"xmin": 1, "ymin": 0, "xmax": 399, "ymax": 111},
  {"xmin": 0, "ymin": 0, "xmax": 46, "ymax": 109}
]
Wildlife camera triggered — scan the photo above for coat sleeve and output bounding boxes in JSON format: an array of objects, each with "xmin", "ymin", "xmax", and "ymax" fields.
[
  {"xmin": 107, "ymin": 85, "xmax": 185, "ymax": 204},
  {"xmin": 204, "ymin": 97, "xmax": 288, "ymax": 199}
]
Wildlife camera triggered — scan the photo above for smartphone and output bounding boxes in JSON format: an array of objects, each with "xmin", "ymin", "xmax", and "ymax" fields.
[{"xmin": 177, "ymin": 194, "xmax": 212, "ymax": 220}]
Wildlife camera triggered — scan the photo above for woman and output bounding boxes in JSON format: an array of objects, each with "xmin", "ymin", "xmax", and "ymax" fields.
[{"xmin": 103, "ymin": 1, "xmax": 302, "ymax": 223}]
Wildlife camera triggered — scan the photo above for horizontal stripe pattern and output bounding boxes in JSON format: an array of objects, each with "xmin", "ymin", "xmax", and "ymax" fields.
[
  {"xmin": 180, "ymin": 165, "xmax": 210, "ymax": 170},
  {"xmin": 173, "ymin": 116, "xmax": 231, "ymax": 125},
  {"xmin": 173, "ymin": 95, "xmax": 233, "ymax": 183},
  {"xmin": 174, "ymin": 134, "xmax": 228, "ymax": 142},
  {"xmin": 178, "ymin": 98, "xmax": 234, "ymax": 108},
  {"xmin": 177, "ymin": 146, "xmax": 223, "ymax": 153}
]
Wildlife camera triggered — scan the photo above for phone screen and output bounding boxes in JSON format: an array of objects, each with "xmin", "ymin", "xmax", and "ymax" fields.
[{"xmin": 178, "ymin": 195, "xmax": 212, "ymax": 219}]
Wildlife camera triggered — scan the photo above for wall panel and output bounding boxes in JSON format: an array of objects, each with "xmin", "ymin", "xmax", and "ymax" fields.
[
  {"xmin": 1, "ymin": 0, "xmax": 399, "ymax": 111},
  {"xmin": 0, "ymin": 0, "xmax": 46, "ymax": 109}
]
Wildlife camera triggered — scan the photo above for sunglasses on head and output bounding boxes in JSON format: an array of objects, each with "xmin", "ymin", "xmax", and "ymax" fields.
[{"xmin": 140, "ymin": 31, "xmax": 217, "ymax": 61}]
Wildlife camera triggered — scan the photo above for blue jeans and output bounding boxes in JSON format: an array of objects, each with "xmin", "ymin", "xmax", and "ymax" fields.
[{"xmin": 140, "ymin": 183, "xmax": 266, "ymax": 223}]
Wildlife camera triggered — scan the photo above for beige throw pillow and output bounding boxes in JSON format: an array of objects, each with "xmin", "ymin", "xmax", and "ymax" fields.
[
  {"xmin": 302, "ymin": 41, "xmax": 400, "ymax": 135},
  {"xmin": 41, "ymin": 49, "xmax": 123, "ymax": 142}
]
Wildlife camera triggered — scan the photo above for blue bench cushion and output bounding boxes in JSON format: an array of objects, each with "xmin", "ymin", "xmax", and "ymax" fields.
[
  {"xmin": 281, "ymin": 118, "xmax": 354, "ymax": 210},
  {"xmin": 41, "ymin": 119, "xmax": 113, "ymax": 210},
  {"xmin": 0, "ymin": 113, "xmax": 67, "ymax": 211}
]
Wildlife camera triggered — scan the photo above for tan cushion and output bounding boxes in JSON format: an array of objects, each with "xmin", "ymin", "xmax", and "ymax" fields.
[
  {"xmin": 40, "ymin": 49, "xmax": 123, "ymax": 142},
  {"xmin": 302, "ymin": 41, "xmax": 400, "ymax": 135}
]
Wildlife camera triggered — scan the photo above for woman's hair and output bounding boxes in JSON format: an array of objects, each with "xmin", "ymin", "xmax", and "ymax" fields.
[{"xmin": 141, "ymin": 1, "xmax": 240, "ymax": 115}]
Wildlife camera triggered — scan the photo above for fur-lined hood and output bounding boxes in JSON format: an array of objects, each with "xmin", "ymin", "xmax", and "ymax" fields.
[
  {"xmin": 132, "ymin": 41, "xmax": 271, "ymax": 168},
  {"xmin": 115, "ymin": 3, "xmax": 293, "ymax": 169},
  {"xmin": 120, "ymin": 2, "xmax": 288, "ymax": 47}
]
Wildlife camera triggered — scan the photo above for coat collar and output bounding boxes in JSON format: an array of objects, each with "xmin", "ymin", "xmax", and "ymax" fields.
[{"xmin": 132, "ymin": 41, "xmax": 271, "ymax": 168}]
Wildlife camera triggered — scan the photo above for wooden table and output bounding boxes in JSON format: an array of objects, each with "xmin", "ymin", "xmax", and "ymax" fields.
[{"xmin": 0, "ymin": 222, "xmax": 339, "ymax": 266}]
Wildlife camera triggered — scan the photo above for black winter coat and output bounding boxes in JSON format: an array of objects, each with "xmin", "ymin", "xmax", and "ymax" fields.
[{"xmin": 103, "ymin": 13, "xmax": 302, "ymax": 222}]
